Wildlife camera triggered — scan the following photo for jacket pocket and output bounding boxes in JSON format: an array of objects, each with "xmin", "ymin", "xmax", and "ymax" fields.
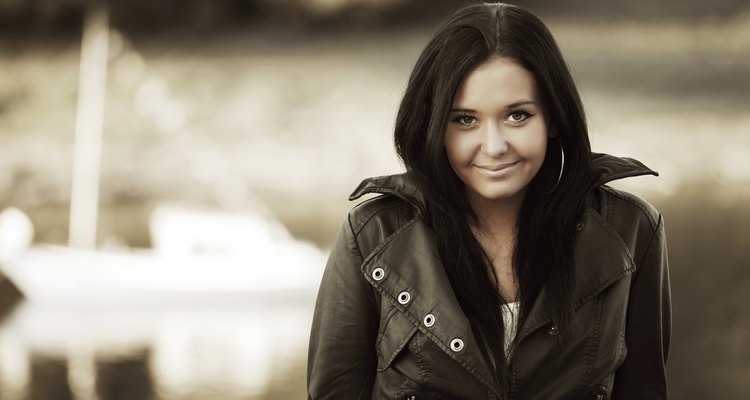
[{"xmin": 376, "ymin": 307, "xmax": 419, "ymax": 371}]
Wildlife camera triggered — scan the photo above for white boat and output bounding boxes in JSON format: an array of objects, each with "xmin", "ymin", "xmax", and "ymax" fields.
[{"xmin": 0, "ymin": 205, "xmax": 326, "ymax": 308}]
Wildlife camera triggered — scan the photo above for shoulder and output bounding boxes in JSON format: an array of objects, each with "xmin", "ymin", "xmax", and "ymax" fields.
[
  {"xmin": 348, "ymin": 194, "xmax": 405, "ymax": 235},
  {"xmin": 589, "ymin": 185, "xmax": 664, "ymax": 265},
  {"xmin": 595, "ymin": 185, "xmax": 661, "ymax": 231},
  {"xmin": 347, "ymin": 193, "xmax": 419, "ymax": 256}
]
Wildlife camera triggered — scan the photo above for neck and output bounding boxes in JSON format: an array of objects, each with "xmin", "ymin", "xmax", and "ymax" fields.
[{"xmin": 466, "ymin": 188, "xmax": 525, "ymax": 235}]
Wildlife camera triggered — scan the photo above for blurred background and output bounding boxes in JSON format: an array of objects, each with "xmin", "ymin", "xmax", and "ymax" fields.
[{"xmin": 0, "ymin": 0, "xmax": 748, "ymax": 398}]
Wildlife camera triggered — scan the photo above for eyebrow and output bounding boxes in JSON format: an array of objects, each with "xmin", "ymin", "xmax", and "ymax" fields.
[{"xmin": 450, "ymin": 100, "xmax": 536, "ymax": 113}]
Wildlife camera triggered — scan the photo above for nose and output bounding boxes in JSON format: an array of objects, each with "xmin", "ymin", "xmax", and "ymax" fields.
[{"xmin": 481, "ymin": 122, "xmax": 508, "ymax": 157}]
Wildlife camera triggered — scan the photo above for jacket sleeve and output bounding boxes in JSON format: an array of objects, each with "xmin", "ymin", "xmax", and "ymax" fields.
[
  {"xmin": 307, "ymin": 216, "xmax": 379, "ymax": 399},
  {"xmin": 614, "ymin": 214, "xmax": 672, "ymax": 399}
]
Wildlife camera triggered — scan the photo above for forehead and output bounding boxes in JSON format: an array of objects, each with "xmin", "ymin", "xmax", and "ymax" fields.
[{"xmin": 452, "ymin": 56, "xmax": 539, "ymax": 108}]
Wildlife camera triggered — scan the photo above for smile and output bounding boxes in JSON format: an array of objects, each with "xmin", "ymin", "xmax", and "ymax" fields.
[{"xmin": 475, "ymin": 161, "xmax": 521, "ymax": 178}]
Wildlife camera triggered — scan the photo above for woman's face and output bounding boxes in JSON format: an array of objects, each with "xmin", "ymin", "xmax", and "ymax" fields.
[{"xmin": 444, "ymin": 56, "xmax": 549, "ymax": 205}]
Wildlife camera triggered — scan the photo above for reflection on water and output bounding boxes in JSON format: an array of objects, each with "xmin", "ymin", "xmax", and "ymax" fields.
[
  {"xmin": 29, "ymin": 354, "xmax": 73, "ymax": 400},
  {"xmin": 0, "ymin": 296, "xmax": 313, "ymax": 400},
  {"xmin": 95, "ymin": 349, "xmax": 153, "ymax": 400}
]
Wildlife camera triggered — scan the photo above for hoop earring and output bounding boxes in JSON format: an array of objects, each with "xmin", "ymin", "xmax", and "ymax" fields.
[{"xmin": 539, "ymin": 139, "xmax": 564, "ymax": 195}]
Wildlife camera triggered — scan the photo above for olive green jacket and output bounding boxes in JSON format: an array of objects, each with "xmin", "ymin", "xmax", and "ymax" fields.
[{"xmin": 308, "ymin": 153, "xmax": 671, "ymax": 400}]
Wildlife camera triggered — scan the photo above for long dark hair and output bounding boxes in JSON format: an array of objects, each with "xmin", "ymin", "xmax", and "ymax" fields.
[{"xmin": 394, "ymin": 2, "xmax": 592, "ymax": 391}]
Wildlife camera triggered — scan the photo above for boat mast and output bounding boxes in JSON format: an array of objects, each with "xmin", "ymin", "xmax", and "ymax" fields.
[{"xmin": 69, "ymin": 2, "xmax": 109, "ymax": 249}]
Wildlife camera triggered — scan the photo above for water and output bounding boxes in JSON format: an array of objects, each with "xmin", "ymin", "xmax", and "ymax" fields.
[{"xmin": 0, "ymin": 297, "xmax": 313, "ymax": 400}]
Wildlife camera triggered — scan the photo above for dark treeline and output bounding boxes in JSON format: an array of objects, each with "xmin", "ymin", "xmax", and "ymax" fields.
[{"xmin": 0, "ymin": 0, "xmax": 748, "ymax": 34}]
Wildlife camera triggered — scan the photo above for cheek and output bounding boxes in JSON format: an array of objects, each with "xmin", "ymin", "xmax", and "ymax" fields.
[
  {"xmin": 532, "ymin": 136, "xmax": 549, "ymax": 161},
  {"xmin": 519, "ymin": 123, "xmax": 549, "ymax": 161},
  {"xmin": 444, "ymin": 131, "xmax": 474, "ymax": 167}
]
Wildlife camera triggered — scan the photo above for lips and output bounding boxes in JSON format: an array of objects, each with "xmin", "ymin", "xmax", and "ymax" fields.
[
  {"xmin": 475, "ymin": 161, "xmax": 521, "ymax": 178},
  {"xmin": 476, "ymin": 161, "xmax": 520, "ymax": 171}
]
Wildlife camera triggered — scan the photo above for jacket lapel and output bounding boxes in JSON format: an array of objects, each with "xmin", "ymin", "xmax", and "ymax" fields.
[
  {"xmin": 360, "ymin": 219, "xmax": 504, "ymax": 398},
  {"xmin": 516, "ymin": 207, "xmax": 637, "ymax": 342}
]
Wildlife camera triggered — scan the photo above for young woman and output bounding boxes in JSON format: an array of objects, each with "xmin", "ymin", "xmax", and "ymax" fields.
[{"xmin": 308, "ymin": 3, "xmax": 671, "ymax": 399}]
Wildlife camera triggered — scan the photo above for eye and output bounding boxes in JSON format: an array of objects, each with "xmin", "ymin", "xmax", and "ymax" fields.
[
  {"xmin": 507, "ymin": 110, "xmax": 533, "ymax": 124},
  {"xmin": 452, "ymin": 114, "xmax": 477, "ymax": 126}
]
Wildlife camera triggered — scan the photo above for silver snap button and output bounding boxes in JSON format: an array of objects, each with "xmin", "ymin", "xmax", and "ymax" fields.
[
  {"xmin": 423, "ymin": 313, "xmax": 435, "ymax": 327},
  {"xmin": 372, "ymin": 267, "xmax": 385, "ymax": 281},
  {"xmin": 576, "ymin": 222, "xmax": 584, "ymax": 231},
  {"xmin": 397, "ymin": 291, "xmax": 411, "ymax": 305},
  {"xmin": 450, "ymin": 338, "xmax": 464, "ymax": 352},
  {"xmin": 548, "ymin": 326, "xmax": 559, "ymax": 335}
]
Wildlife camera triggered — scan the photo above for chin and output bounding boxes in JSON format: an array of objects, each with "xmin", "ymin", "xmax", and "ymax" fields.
[{"xmin": 472, "ymin": 184, "xmax": 528, "ymax": 202}]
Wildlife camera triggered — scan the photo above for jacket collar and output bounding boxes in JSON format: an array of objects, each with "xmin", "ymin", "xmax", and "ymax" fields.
[
  {"xmin": 588, "ymin": 152, "xmax": 658, "ymax": 187},
  {"xmin": 349, "ymin": 170, "xmax": 426, "ymax": 213},
  {"xmin": 349, "ymin": 152, "xmax": 657, "ymax": 209}
]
